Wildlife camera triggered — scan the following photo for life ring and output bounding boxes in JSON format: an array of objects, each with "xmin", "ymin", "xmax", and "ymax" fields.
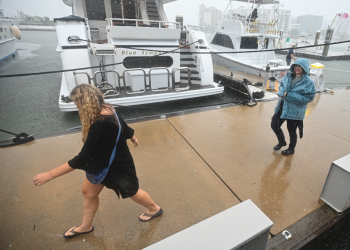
[{"xmin": 10, "ymin": 25, "xmax": 22, "ymax": 40}]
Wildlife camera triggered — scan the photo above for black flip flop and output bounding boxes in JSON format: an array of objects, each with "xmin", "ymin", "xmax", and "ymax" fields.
[
  {"xmin": 63, "ymin": 226, "xmax": 94, "ymax": 238},
  {"xmin": 139, "ymin": 208, "xmax": 163, "ymax": 222}
]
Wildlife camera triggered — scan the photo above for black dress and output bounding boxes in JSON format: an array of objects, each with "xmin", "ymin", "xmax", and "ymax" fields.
[{"xmin": 68, "ymin": 113, "xmax": 139, "ymax": 198}]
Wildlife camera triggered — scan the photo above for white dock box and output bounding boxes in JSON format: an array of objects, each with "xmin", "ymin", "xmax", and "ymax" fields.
[
  {"xmin": 320, "ymin": 154, "xmax": 350, "ymax": 212},
  {"xmin": 143, "ymin": 199, "xmax": 273, "ymax": 250},
  {"xmin": 125, "ymin": 69, "xmax": 170, "ymax": 92}
]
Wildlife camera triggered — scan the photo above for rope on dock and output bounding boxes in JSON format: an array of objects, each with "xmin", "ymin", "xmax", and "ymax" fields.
[
  {"xmin": 0, "ymin": 129, "xmax": 34, "ymax": 148},
  {"xmin": 0, "ymin": 40, "xmax": 349, "ymax": 79}
]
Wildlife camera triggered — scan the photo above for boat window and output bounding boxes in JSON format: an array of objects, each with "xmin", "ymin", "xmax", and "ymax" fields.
[
  {"xmin": 123, "ymin": 0, "xmax": 137, "ymax": 19},
  {"xmin": 240, "ymin": 37, "xmax": 258, "ymax": 49},
  {"xmin": 86, "ymin": 0, "xmax": 106, "ymax": 20},
  {"xmin": 123, "ymin": 56, "xmax": 173, "ymax": 69},
  {"xmin": 0, "ymin": 28, "xmax": 2, "ymax": 32},
  {"xmin": 111, "ymin": 0, "xmax": 123, "ymax": 19},
  {"xmin": 111, "ymin": 0, "xmax": 141, "ymax": 24},
  {"xmin": 211, "ymin": 34, "xmax": 221, "ymax": 46},
  {"xmin": 211, "ymin": 34, "xmax": 234, "ymax": 49},
  {"xmin": 264, "ymin": 38, "xmax": 269, "ymax": 49},
  {"xmin": 223, "ymin": 35, "xmax": 234, "ymax": 49}
]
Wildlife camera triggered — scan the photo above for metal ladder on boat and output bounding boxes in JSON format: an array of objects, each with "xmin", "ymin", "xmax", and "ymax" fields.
[
  {"xmin": 180, "ymin": 46, "xmax": 201, "ymax": 84},
  {"xmin": 146, "ymin": 0, "xmax": 161, "ymax": 27}
]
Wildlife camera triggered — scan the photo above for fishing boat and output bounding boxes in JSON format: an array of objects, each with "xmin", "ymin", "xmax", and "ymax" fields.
[
  {"xmin": 0, "ymin": 6, "xmax": 21, "ymax": 63},
  {"xmin": 208, "ymin": 0, "xmax": 289, "ymax": 85},
  {"xmin": 55, "ymin": 0, "xmax": 224, "ymax": 112}
]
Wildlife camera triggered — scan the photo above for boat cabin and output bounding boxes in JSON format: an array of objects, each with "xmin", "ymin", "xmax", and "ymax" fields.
[
  {"xmin": 54, "ymin": 0, "xmax": 221, "ymax": 111},
  {"xmin": 208, "ymin": 0, "xmax": 288, "ymax": 81},
  {"xmin": 74, "ymin": 0, "xmax": 174, "ymax": 42},
  {"xmin": 210, "ymin": 19, "xmax": 278, "ymax": 65}
]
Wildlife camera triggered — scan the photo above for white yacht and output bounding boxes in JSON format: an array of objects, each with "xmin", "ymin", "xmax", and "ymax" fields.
[
  {"xmin": 56, "ymin": 0, "xmax": 223, "ymax": 112},
  {"xmin": 208, "ymin": 0, "xmax": 289, "ymax": 84},
  {"xmin": 0, "ymin": 7, "xmax": 21, "ymax": 63}
]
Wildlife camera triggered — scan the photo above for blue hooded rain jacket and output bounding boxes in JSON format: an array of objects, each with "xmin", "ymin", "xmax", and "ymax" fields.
[{"xmin": 274, "ymin": 58, "xmax": 316, "ymax": 120}]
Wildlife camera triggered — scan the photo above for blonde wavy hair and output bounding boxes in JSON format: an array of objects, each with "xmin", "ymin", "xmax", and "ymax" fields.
[{"xmin": 70, "ymin": 84, "xmax": 112, "ymax": 142}]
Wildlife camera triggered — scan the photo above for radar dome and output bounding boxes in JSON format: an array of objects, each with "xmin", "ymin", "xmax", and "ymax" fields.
[{"xmin": 62, "ymin": 0, "xmax": 76, "ymax": 7}]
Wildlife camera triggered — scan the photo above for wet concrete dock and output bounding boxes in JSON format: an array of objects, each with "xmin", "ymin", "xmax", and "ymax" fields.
[{"xmin": 0, "ymin": 89, "xmax": 349, "ymax": 249}]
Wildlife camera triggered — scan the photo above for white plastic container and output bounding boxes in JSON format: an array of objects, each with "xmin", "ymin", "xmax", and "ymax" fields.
[{"xmin": 309, "ymin": 62, "xmax": 325, "ymax": 92}]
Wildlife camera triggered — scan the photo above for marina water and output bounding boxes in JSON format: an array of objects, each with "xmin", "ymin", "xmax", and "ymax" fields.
[
  {"xmin": 0, "ymin": 30, "xmax": 243, "ymax": 141},
  {"xmin": 0, "ymin": 30, "xmax": 350, "ymax": 248}
]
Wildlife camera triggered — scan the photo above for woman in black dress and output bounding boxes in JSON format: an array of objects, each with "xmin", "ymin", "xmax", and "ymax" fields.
[{"xmin": 33, "ymin": 84, "xmax": 162, "ymax": 238}]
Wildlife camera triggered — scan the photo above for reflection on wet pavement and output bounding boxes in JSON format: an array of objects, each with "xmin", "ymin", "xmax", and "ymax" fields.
[
  {"xmin": 0, "ymin": 89, "xmax": 349, "ymax": 248},
  {"xmin": 259, "ymin": 151, "xmax": 292, "ymax": 228}
]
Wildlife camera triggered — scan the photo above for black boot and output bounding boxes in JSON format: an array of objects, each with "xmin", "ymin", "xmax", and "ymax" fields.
[
  {"xmin": 282, "ymin": 139, "xmax": 297, "ymax": 155},
  {"xmin": 273, "ymin": 131, "xmax": 287, "ymax": 150},
  {"xmin": 274, "ymin": 141, "xmax": 287, "ymax": 150}
]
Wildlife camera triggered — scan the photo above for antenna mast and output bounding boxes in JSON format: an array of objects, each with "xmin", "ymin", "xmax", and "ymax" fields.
[{"xmin": 72, "ymin": 0, "xmax": 76, "ymax": 16}]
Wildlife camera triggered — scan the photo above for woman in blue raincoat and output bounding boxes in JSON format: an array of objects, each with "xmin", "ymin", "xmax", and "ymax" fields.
[{"xmin": 271, "ymin": 58, "xmax": 315, "ymax": 155}]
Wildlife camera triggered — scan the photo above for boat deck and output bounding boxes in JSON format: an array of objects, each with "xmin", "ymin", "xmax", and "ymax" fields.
[
  {"xmin": 0, "ymin": 88, "xmax": 349, "ymax": 249},
  {"xmin": 214, "ymin": 64, "xmax": 282, "ymax": 101},
  {"xmin": 214, "ymin": 64, "xmax": 264, "ymax": 84}
]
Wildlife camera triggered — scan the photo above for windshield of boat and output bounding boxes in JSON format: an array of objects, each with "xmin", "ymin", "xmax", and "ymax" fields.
[
  {"xmin": 85, "ymin": 0, "xmax": 141, "ymax": 20},
  {"xmin": 211, "ymin": 33, "xmax": 234, "ymax": 49},
  {"xmin": 240, "ymin": 36, "xmax": 258, "ymax": 49},
  {"xmin": 86, "ymin": 0, "xmax": 106, "ymax": 20}
]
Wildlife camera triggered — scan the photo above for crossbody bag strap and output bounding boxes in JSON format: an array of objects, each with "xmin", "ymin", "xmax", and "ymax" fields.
[
  {"xmin": 108, "ymin": 111, "xmax": 122, "ymax": 166},
  {"xmin": 86, "ymin": 111, "xmax": 122, "ymax": 185}
]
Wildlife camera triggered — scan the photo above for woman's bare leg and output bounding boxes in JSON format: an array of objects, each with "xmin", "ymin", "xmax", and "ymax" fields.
[
  {"xmin": 64, "ymin": 178, "xmax": 104, "ymax": 236},
  {"xmin": 130, "ymin": 189, "xmax": 161, "ymax": 221}
]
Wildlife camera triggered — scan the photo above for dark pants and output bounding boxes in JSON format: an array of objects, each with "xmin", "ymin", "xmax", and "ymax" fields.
[
  {"xmin": 271, "ymin": 104, "xmax": 301, "ymax": 150},
  {"xmin": 286, "ymin": 58, "xmax": 291, "ymax": 66},
  {"xmin": 271, "ymin": 112, "xmax": 298, "ymax": 142}
]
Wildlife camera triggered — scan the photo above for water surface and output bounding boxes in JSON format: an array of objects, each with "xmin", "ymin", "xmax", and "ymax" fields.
[{"xmin": 0, "ymin": 31, "xmax": 242, "ymax": 140}]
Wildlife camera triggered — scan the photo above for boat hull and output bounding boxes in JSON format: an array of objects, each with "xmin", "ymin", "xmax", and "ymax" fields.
[
  {"xmin": 59, "ymin": 73, "xmax": 224, "ymax": 111},
  {"xmin": 0, "ymin": 38, "xmax": 18, "ymax": 64},
  {"xmin": 212, "ymin": 53, "xmax": 289, "ymax": 81},
  {"xmin": 0, "ymin": 19, "xmax": 20, "ymax": 63}
]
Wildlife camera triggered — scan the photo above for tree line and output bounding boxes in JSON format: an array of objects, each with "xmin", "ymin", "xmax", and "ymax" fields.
[{"xmin": 11, "ymin": 11, "xmax": 54, "ymax": 24}]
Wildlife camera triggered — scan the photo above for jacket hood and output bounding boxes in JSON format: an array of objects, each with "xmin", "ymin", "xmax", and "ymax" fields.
[{"xmin": 290, "ymin": 58, "xmax": 310, "ymax": 75}]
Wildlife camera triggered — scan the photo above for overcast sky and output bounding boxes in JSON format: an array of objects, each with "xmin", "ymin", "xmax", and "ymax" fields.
[{"xmin": 2, "ymin": 0, "xmax": 348, "ymax": 24}]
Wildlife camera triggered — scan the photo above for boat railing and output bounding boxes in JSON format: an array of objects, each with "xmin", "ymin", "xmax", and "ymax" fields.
[
  {"xmin": 149, "ymin": 68, "xmax": 171, "ymax": 92},
  {"xmin": 94, "ymin": 70, "xmax": 121, "ymax": 97},
  {"xmin": 73, "ymin": 71, "xmax": 91, "ymax": 86},
  {"xmin": 73, "ymin": 66, "xmax": 192, "ymax": 97},
  {"xmin": 106, "ymin": 18, "xmax": 180, "ymax": 29},
  {"xmin": 122, "ymin": 69, "xmax": 147, "ymax": 95},
  {"xmin": 222, "ymin": 14, "xmax": 275, "ymax": 32},
  {"xmin": 172, "ymin": 67, "xmax": 191, "ymax": 91},
  {"xmin": 184, "ymin": 25, "xmax": 203, "ymax": 32}
]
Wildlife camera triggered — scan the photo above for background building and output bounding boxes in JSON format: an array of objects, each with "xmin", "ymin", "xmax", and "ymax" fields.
[
  {"xmin": 278, "ymin": 9, "xmax": 291, "ymax": 32},
  {"xmin": 297, "ymin": 15, "xmax": 323, "ymax": 34},
  {"xmin": 198, "ymin": 3, "xmax": 222, "ymax": 28}
]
